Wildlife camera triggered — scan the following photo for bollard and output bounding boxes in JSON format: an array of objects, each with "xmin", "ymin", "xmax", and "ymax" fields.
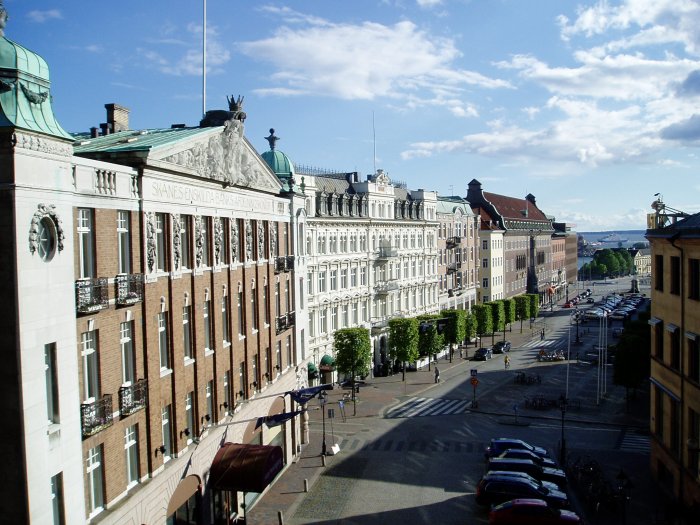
[
  {"xmin": 322, "ymin": 455, "xmax": 326, "ymax": 467},
  {"xmin": 278, "ymin": 510, "xmax": 284, "ymax": 525},
  {"xmin": 304, "ymin": 479, "xmax": 309, "ymax": 492}
]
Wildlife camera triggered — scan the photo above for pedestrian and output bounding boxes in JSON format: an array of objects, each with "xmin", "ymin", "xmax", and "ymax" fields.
[
  {"xmin": 434, "ymin": 366, "xmax": 440, "ymax": 383},
  {"xmin": 540, "ymin": 329, "xmax": 545, "ymax": 341},
  {"xmin": 504, "ymin": 355, "xmax": 511, "ymax": 369}
]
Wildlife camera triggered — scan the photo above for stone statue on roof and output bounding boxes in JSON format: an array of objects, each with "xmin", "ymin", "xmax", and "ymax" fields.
[
  {"xmin": 265, "ymin": 128, "xmax": 280, "ymax": 150},
  {"xmin": 226, "ymin": 94, "xmax": 246, "ymax": 122}
]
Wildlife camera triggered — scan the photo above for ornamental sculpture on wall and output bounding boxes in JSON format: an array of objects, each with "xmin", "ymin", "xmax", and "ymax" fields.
[
  {"xmin": 257, "ymin": 220, "xmax": 265, "ymax": 260},
  {"xmin": 245, "ymin": 219, "xmax": 253, "ymax": 261},
  {"xmin": 146, "ymin": 212, "xmax": 157, "ymax": 273},
  {"xmin": 213, "ymin": 217, "xmax": 223, "ymax": 265},
  {"xmin": 270, "ymin": 222, "xmax": 277, "ymax": 259},
  {"xmin": 194, "ymin": 216, "xmax": 204, "ymax": 267},
  {"xmin": 28, "ymin": 203, "xmax": 65, "ymax": 262},
  {"xmin": 231, "ymin": 219, "xmax": 239, "ymax": 263},
  {"xmin": 172, "ymin": 213, "xmax": 182, "ymax": 270}
]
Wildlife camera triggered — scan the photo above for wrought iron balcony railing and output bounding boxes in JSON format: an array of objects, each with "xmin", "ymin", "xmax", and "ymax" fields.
[
  {"xmin": 446, "ymin": 262, "xmax": 462, "ymax": 274},
  {"xmin": 81, "ymin": 394, "xmax": 113, "ymax": 437},
  {"xmin": 115, "ymin": 273, "xmax": 144, "ymax": 306},
  {"xmin": 375, "ymin": 280, "xmax": 400, "ymax": 294},
  {"xmin": 76, "ymin": 277, "xmax": 109, "ymax": 313},
  {"xmin": 446, "ymin": 236, "xmax": 461, "ymax": 248},
  {"xmin": 377, "ymin": 246, "xmax": 398, "ymax": 259},
  {"xmin": 274, "ymin": 256, "xmax": 287, "ymax": 273},
  {"xmin": 275, "ymin": 311, "xmax": 296, "ymax": 334},
  {"xmin": 118, "ymin": 379, "xmax": 148, "ymax": 416}
]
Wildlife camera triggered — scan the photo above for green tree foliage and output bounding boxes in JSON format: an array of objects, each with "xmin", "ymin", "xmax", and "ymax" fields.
[
  {"xmin": 464, "ymin": 311, "xmax": 477, "ymax": 346},
  {"xmin": 419, "ymin": 322, "xmax": 444, "ymax": 363},
  {"xmin": 487, "ymin": 301, "xmax": 505, "ymax": 344},
  {"xmin": 472, "ymin": 304, "xmax": 493, "ymax": 340},
  {"xmin": 528, "ymin": 294, "xmax": 539, "ymax": 319},
  {"xmin": 388, "ymin": 318, "xmax": 419, "ymax": 380},
  {"xmin": 441, "ymin": 309, "xmax": 467, "ymax": 358},
  {"xmin": 514, "ymin": 295, "xmax": 531, "ymax": 333},
  {"xmin": 333, "ymin": 328, "xmax": 372, "ymax": 379},
  {"xmin": 503, "ymin": 298, "xmax": 516, "ymax": 328}
]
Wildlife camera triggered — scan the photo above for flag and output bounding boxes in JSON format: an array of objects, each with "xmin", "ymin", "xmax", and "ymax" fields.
[
  {"xmin": 287, "ymin": 384, "xmax": 333, "ymax": 405},
  {"xmin": 255, "ymin": 410, "xmax": 304, "ymax": 429}
]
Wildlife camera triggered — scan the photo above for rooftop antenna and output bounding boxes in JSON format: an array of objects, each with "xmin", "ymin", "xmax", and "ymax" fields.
[
  {"xmin": 449, "ymin": 185, "xmax": 454, "ymax": 196},
  {"xmin": 202, "ymin": 0, "xmax": 207, "ymax": 118},
  {"xmin": 372, "ymin": 110, "xmax": 376, "ymax": 174}
]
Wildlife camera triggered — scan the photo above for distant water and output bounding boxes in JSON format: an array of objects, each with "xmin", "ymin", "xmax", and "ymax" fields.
[{"xmin": 579, "ymin": 230, "xmax": 648, "ymax": 249}]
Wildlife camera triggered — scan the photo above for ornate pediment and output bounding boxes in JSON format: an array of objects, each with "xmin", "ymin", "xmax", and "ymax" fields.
[{"xmin": 157, "ymin": 120, "xmax": 281, "ymax": 193}]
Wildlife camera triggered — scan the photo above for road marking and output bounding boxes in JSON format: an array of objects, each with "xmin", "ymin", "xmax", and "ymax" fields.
[
  {"xmin": 618, "ymin": 430, "xmax": 650, "ymax": 453},
  {"xmin": 385, "ymin": 397, "xmax": 471, "ymax": 419}
]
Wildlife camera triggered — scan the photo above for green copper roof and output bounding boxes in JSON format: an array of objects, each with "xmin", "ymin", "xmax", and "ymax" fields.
[
  {"xmin": 261, "ymin": 149, "xmax": 295, "ymax": 178},
  {"xmin": 0, "ymin": 36, "xmax": 72, "ymax": 140},
  {"xmin": 73, "ymin": 127, "xmax": 214, "ymax": 155}
]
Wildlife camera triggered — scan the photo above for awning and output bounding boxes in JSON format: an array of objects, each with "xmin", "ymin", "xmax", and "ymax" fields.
[
  {"xmin": 319, "ymin": 354, "xmax": 336, "ymax": 372},
  {"xmin": 166, "ymin": 475, "xmax": 200, "ymax": 516},
  {"xmin": 307, "ymin": 362, "xmax": 318, "ymax": 372},
  {"xmin": 210, "ymin": 443, "xmax": 283, "ymax": 494}
]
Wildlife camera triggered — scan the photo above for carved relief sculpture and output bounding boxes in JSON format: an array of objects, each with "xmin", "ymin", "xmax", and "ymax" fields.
[
  {"xmin": 213, "ymin": 217, "xmax": 223, "ymax": 265},
  {"xmin": 257, "ymin": 220, "xmax": 265, "ymax": 260},
  {"xmin": 28, "ymin": 203, "xmax": 65, "ymax": 255},
  {"xmin": 146, "ymin": 212, "xmax": 157, "ymax": 273},
  {"xmin": 245, "ymin": 219, "xmax": 253, "ymax": 261},
  {"xmin": 194, "ymin": 216, "xmax": 204, "ymax": 267},
  {"xmin": 231, "ymin": 219, "xmax": 239, "ymax": 263},
  {"xmin": 270, "ymin": 222, "xmax": 278, "ymax": 259},
  {"xmin": 172, "ymin": 213, "xmax": 182, "ymax": 270}
]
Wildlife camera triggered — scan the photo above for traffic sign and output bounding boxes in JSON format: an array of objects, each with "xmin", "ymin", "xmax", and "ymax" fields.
[
  {"xmin": 470, "ymin": 377, "xmax": 479, "ymax": 386},
  {"xmin": 470, "ymin": 369, "xmax": 478, "ymax": 377}
]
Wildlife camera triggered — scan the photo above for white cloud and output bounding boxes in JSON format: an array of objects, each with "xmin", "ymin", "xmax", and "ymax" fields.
[
  {"xmin": 416, "ymin": 0, "xmax": 443, "ymax": 8},
  {"xmin": 27, "ymin": 9, "xmax": 62, "ymax": 23},
  {"xmin": 239, "ymin": 13, "xmax": 509, "ymax": 108}
]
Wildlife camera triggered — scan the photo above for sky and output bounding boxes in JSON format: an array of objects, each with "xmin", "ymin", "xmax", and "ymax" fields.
[{"xmin": 8, "ymin": 0, "xmax": 700, "ymax": 231}]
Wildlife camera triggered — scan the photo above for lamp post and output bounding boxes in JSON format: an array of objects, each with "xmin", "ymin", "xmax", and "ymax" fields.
[
  {"xmin": 559, "ymin": 393, "xmax": 567, "ymax": 466},
  {"xmin": 319, "ymin": 390, "xmax": 328, "ymax": 456}
]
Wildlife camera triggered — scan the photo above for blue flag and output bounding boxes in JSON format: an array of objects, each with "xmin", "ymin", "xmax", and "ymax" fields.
[
  {"xmin": 287, "ymin": 384, "xmax": 333, "ymax": 405},
  {"xmin": 255, "ymin": 410, "xmax": 304, "ymax": 429}
]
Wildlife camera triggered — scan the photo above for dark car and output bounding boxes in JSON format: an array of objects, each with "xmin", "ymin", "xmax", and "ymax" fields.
[
  {"xmin": 488, "ymin": 499, "xmax": 582, "ymax": 524},
  {"xmin": 485, "ymin": 438, "xmax": 549, "ymax": 460},
  {"xmin": 496, "ymin": 448, "xmax": 557, "ymax": 468},
  {"xmin": 475, "ymin": 476, "xmax": 569, "ymax": 509},
  {"xmin": 481, "ymin": 471, "xmax": 560, "ymax": 492},
  {"xmin": 474, "ymin": 347, "xmax": 493, "ymax": 360},
  {"xmin": 492, "ymin": 341, "xmax": 512, "ymax": 354},
  {"xmin": 486, "ymin": 458, "xmax": 567, "ymax": 489}
]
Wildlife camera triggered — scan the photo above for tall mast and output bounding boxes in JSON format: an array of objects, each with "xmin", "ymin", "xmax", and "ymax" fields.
[{"xmin": 202, "ymin": 0, "xmax": 207, "ymax": 117}]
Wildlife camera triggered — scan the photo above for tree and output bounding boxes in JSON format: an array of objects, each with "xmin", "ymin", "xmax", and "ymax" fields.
[
  {"xmin": 487, "ymin": 301, "xmax": 505, "ymax": 345},
  {"xmin": 464, "ymin": 311, "xmax": 477, "ymax": 347},
  {"xmin": 334, "ymin": 327, "xmax": 371, "ymax": 414},
  {"xmin": 472, "ymin": 304, "xmax": 493, "ymax": 345},
  {"xmin": 514, "ymin": 295, "xmax": 530, "ymax": 333},
  {"xmin": 388, "ymin": 318, "xmax": 419, "ymax": 381},
  {"xmin": 502, "ymin": 298, "xmax": 516, "ymax": 335},
  {"xmin": 528, "ymin": 294, "xmax": 540, "ymax": 320},
  {"xmin": 441, "ymin": 309, "xmax": 466, "ymax": 361},
  {"xmin": 417, "ymin": 314, "xmax": 443, "ymax": 369}
]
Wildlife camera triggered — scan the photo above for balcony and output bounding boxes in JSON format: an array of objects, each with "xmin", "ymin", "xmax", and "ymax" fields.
[
  {"xmin": 115, "ymin": 273, "xmax": 144, "ymax": 305},
  {"xmin": 76, "ymin": 277, "xmax": 109, "ymax": 313},
  {"xmin": 448, "ymin": 287, "xmax": 463, "ymax": 298},
  {"xmin": 375, "ymin": 280, "xmax": 399, "ymax": 295},
  {"xmin": 275, "ymin": 311, "xmax": 296, "ymax": 334},
  {"xmin": 446, "ymin": 236, "xmax": 461, "ymax": 249},
  {"xmin": 377, "ymin": 246, "xmax": 398, "ymax": 259},
  {"xmin": 286, "ymin": 255, "xmax": 295, "ymax": 271},
  {"xmin": 446, "ymin": 262, "xmax": 462, "ymax": 274},
  {"xmin": 274, "ymin": 256, "xmax": 295, "ymax": 273},
  {"xmin": 119, "ymin": 379, "xmax": 148, "ymax": 416},
  {"xmin": 81, "ymin": 394, "xmax": 113, "ymax": 437}
]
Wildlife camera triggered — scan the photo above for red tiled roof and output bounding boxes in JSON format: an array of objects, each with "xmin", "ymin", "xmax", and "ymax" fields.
[
  {"xmin": 483, "ymin": 192, "xmax": 549, "ymax": 222},
  {"xmin": 471, "ymin": 206, "xmax": 502, "ymax": 230}
]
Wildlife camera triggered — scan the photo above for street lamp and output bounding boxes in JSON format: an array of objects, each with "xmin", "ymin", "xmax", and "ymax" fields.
[
  {"xmin": 559, "ymin": 393, "xmax": 567, "ymax": 466},
  {"xmin": 319, "ymin": 390, "xmax": 328, "ymax": 456}
]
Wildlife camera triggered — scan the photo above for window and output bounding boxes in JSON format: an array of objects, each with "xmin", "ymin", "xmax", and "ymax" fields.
[
  {"xmin": 286, "ymin": 335, "xmax": 293, "ymax": 366},
  {"xmin": 351, "ymin": 268, "xmax": 357, "ymax": 287},
  {"xmin": 252, "ymin": 355, "xmax": 259, "ymax": 390},
  {"xmin": 276, "ymin": 341, "xmax": 282, "ymax": 371},
  {"xmin": 251, "ymin": 288, "xmax": 259, "ymax": 331},
  {"xmin": 223, "ymin": 371, "xmax": 231, "ymax": 410},
  {"xmin": 204, "ymin": 301, "xmax": 212, "ymax": 351},
  {"xmin": 690, "ymin": 258, "xmax": 700, "ymax": 301},
  {"xmin": 670, "ymin": 256, "xmax": 680, "ymax": 295},
  {"xmin": 117, "ymin": 211, "xmax": 131, "ymax": 274},
  {"xmin": 263, "ymin": 284, "xmax": 270, "ymax": 325},
  {"xmin": 331, "ymin": 270, "xmax": 337, "ymax": 290},
  {"xmin": 320, "ymin": 309, "xmax": 327, "ymax": 333},
  {"xmin": 155, "ymin": 213, "xmax": 167, "ymax": 272},
  {"xmin": 483, "ymin": 278, "xmax": 489, "ymax": 289},
  {"xmin": 671, "ymin": 328, "xmax": 681, "ymax": 370},
  {"xmin": 120, "ymin": 321, "xmax": 135, "ymax": 385},
  {"xmin": 206, "ymin": 380, "xmax": 215, "ymax": 421},
  {"xmin": 275, "ymin": 283, "xmax": 281, "ymax": 319},
  {"xmin": 161, "ymin": 405, "xmax": 173, "ymax": 460},
  {"xmin": 124, "ymin": 424, "xmax": 139, "ymax": 486},
  {"xmin": 158, "ymin": 313, "xmax": 170, "ymax": 370},
  {"xmin": 78, "ymin": 208, "xmax": 95, "ymax": 278},
  {"xmin": 671, "ymin": 398, "xmax": 681, "ymax": 456},
  {"xmin": 185, "ymin": 392, "xmax": 194, "ymax": 444},
  {"xmin": 655, "ymin": 321, "xmax": 664, "ymax": 361},
  {"xmin": 360, "ymin": 267, "xmax": 367, "ymax": 286},
  {"xmin": 222, "ymin": 295, "xmax": 230, "ymax": 344},
  {"xmin": 655, "ymin": 386, "xmax": 664, "ymax": 439},
  {"xmin": 239, "ymin": 362, "xmax": 247, "ymax": 400},
  {"xmin": 81, "ymin": 331, "xmax": 99, "ymax": 402},
  {"xmin": 318, "ymin": 272, "xmax": 326, "ymax": 293},
  {"xmin": 482, "ymin": 258, "xmax": 488, "ymax": 268},
  {"xmin": 45, "ymin": 343, "xmax": 60, "ymax": 424},
  {"xmin": 238, "ymin": 291, "xmax": 245, "ymax": 336},
  {"xmin": 180, "ymin": 215, "xmax": 191, "ymax": 269},
  {"xmin": 655, "ymin": 254, "xmax": 664, "ymax": 291},
  {"xmin": 482, "ymin": 239, "xmax": 488, "ymax": 250},
  {"xmin": 86, "ymin": 446, "xmax": 104, "ymax": 514},
  {"xmin": 183, "ymin": 306, "xmax": 193, "ymax": 360},
  {"xmin": 689, "ymin": 336, "xmax": 700, "ymax": 383},
  {"xmin": 50, "ymin": 473, "xmax": 66, "ymax": 525},
  {"xmin": 220, "ymin": 218, "xmax": 229, "ymax": 265},
  {"xmin": 285, "ymin": 280, "xmax": 291, "ymax": 313}
]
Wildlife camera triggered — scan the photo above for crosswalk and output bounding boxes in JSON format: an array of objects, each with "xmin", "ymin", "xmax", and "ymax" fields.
[
  {"xmin": 521, "ymin": 339, "xmax": 564, "ymax": 349},
  {"xmin": 384, "ymin": 397, "xmax": 471, "ymax": 419},
  {"xmin": 618, "ymin": 430, "xmax": 651, "ymax": 453}
]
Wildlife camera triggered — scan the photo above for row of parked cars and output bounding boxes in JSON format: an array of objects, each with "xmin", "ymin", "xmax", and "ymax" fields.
[
  {"xmin": 473, "ymin": 340, "xmax": 512, "ymax": 360},
  {"xmin": 563, "ymin": 289, "xmax": 594, "ymax": 308},
  {"xmin": 584, "ymin": 293, "xmax": 645, "ymax": 320},
  {"xmin": 477, "ymin": 437, "xmax": 583, "ymax": 524}
]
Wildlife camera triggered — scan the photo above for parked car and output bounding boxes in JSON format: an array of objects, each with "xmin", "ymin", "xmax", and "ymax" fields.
[
  {"xmin": 474, "ymin": 347, "xmax": 493, "ymax": 360},
  {"xmin": 486, "ymin": 458, "xmax": 567, "ymax": 489},
  {"xmin": 488, "ymin": 499, "xmax": 582, "ymax": 524},
  {"xmin": 485, "ymin": 438, "xmax": 549, "ymax": 460},
  {"xmin": 496, "ymin": 448, "xmax": 557, "ymax": 468},
  {"xmin": 480, "ymin": 471, "xmax": 561, "ymax": 493},
  {"xmin": 476, "ymin": 476, "xmax": 569, "ymax": 508},
  {"xmin": 492, "ymin": 341, "xmax": 512, "ymax": 354},
  {"xmin": 586, "ymin": 297, "xmax": 595, "ymax": 303}
]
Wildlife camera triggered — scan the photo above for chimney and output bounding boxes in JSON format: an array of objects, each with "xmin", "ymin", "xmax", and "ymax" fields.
[
  {"xmin": 90, "ymin": 127, "xmax": 99, "ymax": 138},
  {"xmin": 105, "ymin": 103, "xmax": 130, "ymax": 133},
  {"xmin": 99, "ymin": 122, "xmax": 110, "ymax": 136}
]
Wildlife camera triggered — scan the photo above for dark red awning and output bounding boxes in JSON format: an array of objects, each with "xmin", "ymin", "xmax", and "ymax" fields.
[{"xmin": 210, "ymin": 443, "xmax": 283, "ymax": 493}]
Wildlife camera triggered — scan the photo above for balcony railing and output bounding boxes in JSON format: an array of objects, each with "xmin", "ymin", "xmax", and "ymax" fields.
[
  {"xmin": 275, "ymin": 311, "xmax": 296, "ymax": 334},
  {"xmin": 446, "ymin": 236, "xmax": 461, "ymax": 248},
  {"xmin": 274, "ymin": 256, "xmax": 295, "ymax": 273},
  {"xmin": 446, "ymin": 262, "xmax": 462, "ymax": 274},
  {"xmin": 375, "ymin": 280, "xmax": 399, "ymax": 294},
  {"xmin": 115, "ymin": 273, "xmax": 144, "ymax": 306},
  {"xmin": 81, "ymin": 394, "xmax": 113, "ymax": 437},
  {"xmin": 119, "ymin": 379, "xmax": 148, "ymax": 416},
  {"xmin": 76, "ymin": 277, "xmax": 109, "ymax": 313},
  {"xmin": 377, "ymin": 246, "xmax": 398, "ymax": 259}
]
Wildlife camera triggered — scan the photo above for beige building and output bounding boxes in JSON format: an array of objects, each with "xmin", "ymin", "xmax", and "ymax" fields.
[{"xmin": 647, "ymin": 211, "xmax": 700, "ymax": 516}]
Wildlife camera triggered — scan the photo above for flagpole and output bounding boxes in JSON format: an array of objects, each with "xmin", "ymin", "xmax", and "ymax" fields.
[{"xmin": 202, "ymin": 0, "xmax": 207, "ymax": 118}]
